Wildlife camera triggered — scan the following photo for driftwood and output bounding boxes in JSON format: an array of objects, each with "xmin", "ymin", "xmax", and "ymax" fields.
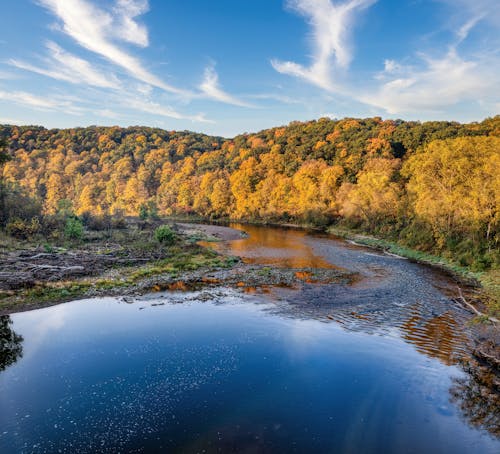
[
  {"xmin": 473, "ymin": 348, "xmax": 500, "ymax": 370},
  {"xmin": 454, "ymin": 286, "xmax": 499, "ymax": 324},
  {"xmin": 0, "ymin": 245, "xmax": 161, "ymax": 292}
]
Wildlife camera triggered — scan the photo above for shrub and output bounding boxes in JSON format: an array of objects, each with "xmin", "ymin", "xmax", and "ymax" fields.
[
  {"xmin": 139, "ymin": 201, "xmax": 159, "ymax": 220},
  {"xmin": 65, "ymin": 217, "xmax": 84, "ymax": 240},
  {"xmin": 6, "ymin": 217, "xmax": 41, "ymax": 239},
  {"xmin": 139, "ymin": 204, "xmax": 149, "ymax": 220},
  {"xmin": 80, "ymin": 212, "xmax": 127, "ymax": 231},
  {"xmin": 154, "ymin": 225, "xmax": 176, "ymax": 245}
]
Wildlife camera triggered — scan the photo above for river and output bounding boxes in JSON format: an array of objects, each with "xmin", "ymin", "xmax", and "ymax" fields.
[{"xmin": 0, "ymin": 224, "xmax": 498, "ymax": 453}]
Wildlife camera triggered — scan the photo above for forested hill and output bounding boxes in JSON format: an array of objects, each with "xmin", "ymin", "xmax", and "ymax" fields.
[{"xmin": 1, "ymin": 116, "xmax": 499, "ymax": 270}]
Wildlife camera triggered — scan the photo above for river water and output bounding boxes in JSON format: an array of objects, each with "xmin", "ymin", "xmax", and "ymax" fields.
[{"xmin": 0, "ymin": 224, "xmax": 498, "ymax": 453}]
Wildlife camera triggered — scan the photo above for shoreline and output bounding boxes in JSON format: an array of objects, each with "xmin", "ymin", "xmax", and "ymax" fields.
[
  {"xmin": 168, "ymin": 216, "xmax": 498, "ymax": 320},
  {"xmin": 1, "ymin": 219, "xmax": 497, "ymax": 322},
  {"xmin": 0, "ymin": 222, "xmax": 354, "ymax": 316}
]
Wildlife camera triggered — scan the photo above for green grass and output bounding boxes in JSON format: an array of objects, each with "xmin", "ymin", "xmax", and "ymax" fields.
[{"xmin": 328, "ymin": 226, "xmax": 475, "ymax": 274}]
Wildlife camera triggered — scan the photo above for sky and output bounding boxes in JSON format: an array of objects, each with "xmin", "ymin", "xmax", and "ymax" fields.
[{"xmin": 0, "ymin": 0, "xmax": 499, "ymax": 137}]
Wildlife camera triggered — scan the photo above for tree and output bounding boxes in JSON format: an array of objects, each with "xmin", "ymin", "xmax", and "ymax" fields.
[
  {"xmin": 403, "ymin": 136, "xmax": 500, "ymax": 249},
  {"xmin": 337, "ymin": 158, "xmax": 401, "ymax": 229},
  {"xmin": 0, "ymin": 138, "xmax": 12, "ymax": 227}
]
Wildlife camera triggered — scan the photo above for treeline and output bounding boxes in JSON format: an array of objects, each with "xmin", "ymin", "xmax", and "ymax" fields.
[{"xmin": 0, "ymin": 116, "xmax": 499, "ymax": 270}]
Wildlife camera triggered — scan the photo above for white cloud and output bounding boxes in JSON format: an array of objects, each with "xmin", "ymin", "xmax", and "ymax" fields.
[
  {"xmin": 0, "ymin": 117, "xmax": 29, "ymax": 125},
  {"xmin": 0, "ymin": 90, "xmax": 84, "ymax": 114},
  {"xmin": 248, "ymin": 93, "xmax": 304, "ymax": 105},
  {"xmin": 199, "ymin": 64, "xmax": 254, "ymax": 108},
  {"xmin": 38, "ymin": 0, "xmax": 190, "ymax": 95},
  {"xmin": 272, "ymin": 0, "xmax": 376, "ymax": 91},
  {"xmin": 438, "ymin": 0, "xmax": 500, "ymax": 28},
  {"xmin": 95, "ymin": 109, "xmax": 120, "ymax": 119},
  {"xmin": 360, "ymin": 0, "xmax": 500, "ymax": 117},
  {"xmin": 112, "ymin": 0, "xmax": 149, "ymax": 47},
  {"xmin": 10, "ymin": 41, "xmax": 121, "ymax": 89},
  {"xmin": 123, "ymin": 96, "xmax": 212, "ymax": 123},
  {"xmin": 456, "ymin": 16, "xmax": 483, "ymax": 44},
  {"xmin": 361, "ymin": 49, "xmax": 498, "ymax": 115}
]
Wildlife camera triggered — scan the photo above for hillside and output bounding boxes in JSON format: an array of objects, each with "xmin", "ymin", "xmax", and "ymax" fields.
[{"xmin": 1, "ymin": 116, "xmax": 499, "ymax": 271}]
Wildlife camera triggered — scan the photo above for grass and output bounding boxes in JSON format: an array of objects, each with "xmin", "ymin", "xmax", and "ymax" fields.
[
  {"xmin": 328, "ymin": 226, "xmax": 476, "ymax": 275},
  {"xmin": 0, "ymin": 221, "xmax": 241, "ymax": 313}
]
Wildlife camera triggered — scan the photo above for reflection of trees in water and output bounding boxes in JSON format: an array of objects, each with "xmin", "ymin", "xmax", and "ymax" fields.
[
  {"xmin": 450, "ymin": 357, "xmax": 500, "ymax": 437},
  {"xmin": 400, "ymin": 310, "xmax": 468, "ymax": 366},
  {"xmin": 0, "ymin": 315, "xmax": 23, "ymax": 372},
  {"xmin": 400, "ymin": 307, "xmax": 499, "ymax": 438}
]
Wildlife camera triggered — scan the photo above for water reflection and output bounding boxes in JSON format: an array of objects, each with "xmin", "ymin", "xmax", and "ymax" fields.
[
  {"xmin": 451, "ymin": 357, "xmax": 500, "ymax": 437},
  {"xmin": 202, "ymin": 224, "xmax": 338, "ymax": 269},
  {"xmin": 1, "ymin": 295, "xmax": 498, "ymax": 453},
  {"xmin": 400, "ymin": 308, "xmax": 468, "ymax": 366},
  {"xmin": 0, "ymin": 315, "xmax": 23, "ymax": 372},
  {"xmin": 203, "ymin": 223, "xmax": 500, "ymax": 440}
]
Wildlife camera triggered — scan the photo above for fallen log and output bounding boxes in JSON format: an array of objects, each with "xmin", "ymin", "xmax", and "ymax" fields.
[{"xmin": 455, "ymin": 286, "xmax": 499, "ymax": 324}]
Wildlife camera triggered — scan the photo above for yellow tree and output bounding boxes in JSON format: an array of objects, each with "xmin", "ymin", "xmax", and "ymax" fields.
[
  {"xmin": 338, "ymin": 158, "xmax": 401, "ymax": 228},
  {"xmin": 403, "ymin": 136, "xmax": 500, "ymax": 246},
  {"xmin": 44, "ymin": 173, "xmax": 66, "ymax": 214}
]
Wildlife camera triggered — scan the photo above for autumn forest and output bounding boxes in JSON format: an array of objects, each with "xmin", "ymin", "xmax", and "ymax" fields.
[{"xmin": 1, "ymin": 116, "xmax": 499, "ymax": 271}]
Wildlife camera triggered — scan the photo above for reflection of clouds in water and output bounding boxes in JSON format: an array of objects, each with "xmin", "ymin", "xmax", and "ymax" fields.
[
  {"xmin": 13, "ymin": 304, "xmax": 67, "ymax": 358},
  {"xmin": 284, "ymin": 320, "xmax": 332, "ymax": 357}
]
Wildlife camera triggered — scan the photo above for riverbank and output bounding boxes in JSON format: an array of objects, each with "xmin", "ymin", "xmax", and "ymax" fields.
[
  {"xmin": 0, "ymin": 221, "xmax": 232, "ymax": 314},
  {"xmin": 0, "ymin": 221, "xmax": 354, "ymax": 315},
  {"xmin": 326, "ymin": 225, "xmax": 499, "ymax": 320},
  {"xmin": 171, "ymin": 216, "xmax": 499, "ymax": 319}
]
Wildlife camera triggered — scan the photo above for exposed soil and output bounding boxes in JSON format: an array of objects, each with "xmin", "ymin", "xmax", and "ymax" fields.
[
  {"xmin": 174, "ymin": 222, "xmax": 247, "ymax": 241},
  {"xmin": 0, "ymin": 222, "xmax": 355, "ymax": 315},
  {"xmin": 0, "ymin": 222, "xmax": 245, "ymax": 292}
]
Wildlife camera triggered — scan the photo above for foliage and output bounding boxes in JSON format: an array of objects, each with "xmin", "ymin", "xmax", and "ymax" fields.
[
  {"xmin": 154, "ymin": 225, "xmax": 176, "ymax": 244},
  {"xmin": 0, "ymin": 116, "xmax": 498, "ymax": 269},
  {"xmin": 139, "ymin": 201, "xmax": 159, "ymax": 220},
  {"xmin": 64, "ymin": 217, "xmax": 84, "ymax": 240},
  {"xmin": 6, "ymin": 217, "xmax": 41, "ymax": 239},
  {"xmin": 0, "ymin": 137, "xmax": 12, "ymax": 227}
]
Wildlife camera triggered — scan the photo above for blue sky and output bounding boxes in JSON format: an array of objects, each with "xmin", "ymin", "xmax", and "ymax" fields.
[{"xmin": 0, "ymin": 0, "xmax": 498, "ymax": 137}]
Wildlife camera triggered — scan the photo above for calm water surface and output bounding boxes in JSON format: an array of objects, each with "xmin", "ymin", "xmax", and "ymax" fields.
[{"xmin": 0, "ymin": 225, "xmax": 498, "ymax": 453}]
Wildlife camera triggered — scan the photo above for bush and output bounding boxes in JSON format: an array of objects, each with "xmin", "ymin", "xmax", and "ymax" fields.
[
  {"xmin": 65, "ymin": 217, "xmax": 84, "ymax": 240},
  {"xmin": 154, "ymin": 225, "xmax": 176, "ymax": 245},
  {"xmin": 139, "ymin": 204, "xmax": 149, "ymax": 220},
  {"xmin": 6, "ymin": 217, "xmax": 41, "ymax": 239},
  {"xmin": 139, "ymin": 201, "xmax": 159, "ymax": 220},
  {"xmin": 80, "ymin": 212, "xmax": 126, "ymax": 231}
]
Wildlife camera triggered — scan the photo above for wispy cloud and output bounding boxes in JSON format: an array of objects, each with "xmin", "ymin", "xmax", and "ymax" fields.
[
  {"xmin": 360, "ymin": 50, "xmax": 498, "ymax": 114},
  {"xmin": 0, "ymin": 90, "xmax": 84, "ymax": 114},
  {"xmin": 248, "ymin": 93, "xmax": 304, "ymax": 105},
  {"xmin": 0, "ymin": 116, "xmax": 31, "ymax": 125},
  {"xmin": 9, "ymin": 41, "xmax": 121, "ymax": 89},
  {"xmin": 361, "ymin": 2, "xmax": 500, "ymax": 116},
  {"xmin": 122, "ymin": 96, "xmax": 212, "ymax": 123},
  {"xmin": 112, "ymin": 0, "xmax": 149, "ymax": 47},
  {"xmin": 272, "ymin": 0, "xmax": 376, "ymax": 91},
  {"xmin": 0, "ymin": 70, "xmax": 15, "ymax": 80},
  {"xmin": 95, "ymin": 109, "xmax": 120, "ymax": 119},
  {"xmin": 38, "ymin": 0, "xmax": 191, "ymax": 96},
  {"xmin": 438, "ymin": 0, "xmax": 500, "ymax": 28},
  {"xmin": 199, "ymin": 64, "xmax": 254, "ymax": 107}
]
